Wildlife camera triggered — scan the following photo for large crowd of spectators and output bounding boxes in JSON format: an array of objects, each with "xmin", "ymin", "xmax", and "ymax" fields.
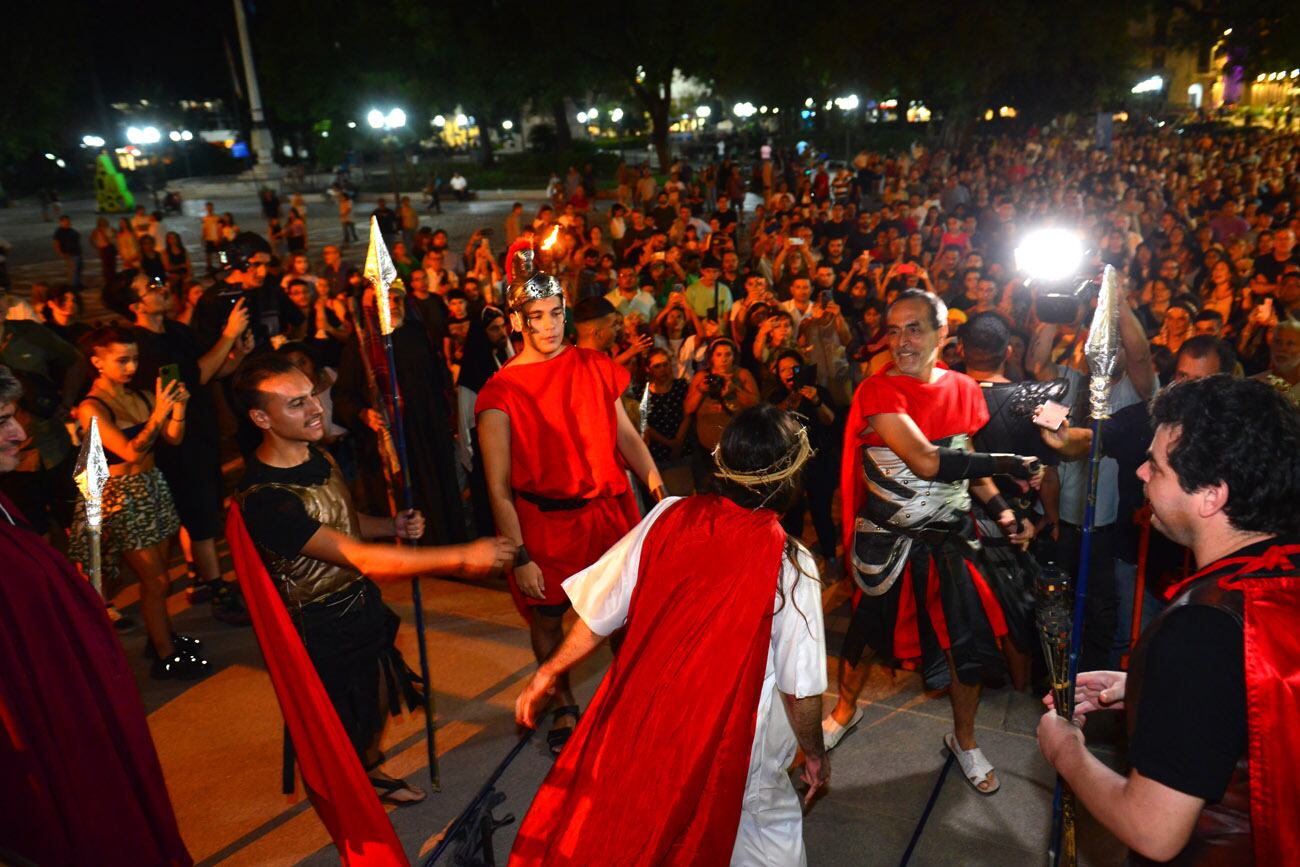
[{"xmin": 3, "ymin": 126, "xmax": 1299, "ymax": 677}]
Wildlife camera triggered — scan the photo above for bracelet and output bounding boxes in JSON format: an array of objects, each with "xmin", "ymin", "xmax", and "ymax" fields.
[
  {"xmin": 514, "ymin": 544, "xmax": 532, "ymax": 568},
  {"xmin": 982, "ymin": 494, "xmax": 1013, "ymax": 519}
]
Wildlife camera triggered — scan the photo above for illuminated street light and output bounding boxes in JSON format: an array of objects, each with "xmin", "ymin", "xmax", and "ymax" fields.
[
  {"xmin": 732, "ymin": 102, "xmax": 757, "ymax": 119},
  {"xmin": 576, "ymin": 111, "xmax": 589, "ymax": 124},
  {"xmin": 347, "ymin": 121, "xmax": 357, "ymax": 129},
  {"xmin": 432, "ymin": 115, "xmax": 446, "ymax": 127},
  {"xmin": 835, "ymin": 94, "xmax": 860, "ymax": 111},
  {"xmin": 696, "ymin": 105, "xmax": 711, "ymax": 118},
  {"xmin": 181, "ymin": 130, "xmax": 193, "ymax": 141},
  {"xmin": 804, "ymin": 98, "xmax": 814, "ymax": 108},
  {"xmin": 1223, "ymin": 28, "xmax": 1232, "ymax": 36},
  {"xmin": 169, "ymin": 130, "xmax": 182, "ymax": 142},
  {"xmin": 456, "ymin": 113, "xmax": 468, "ymax": 126},
  {"xmin": 1131, "ymin": 75, "xmax": 1164, "ymax": 94},
  {"xmin": 82, "ymin": 135, "xmax": 106, "ymax": 148},
  {"xmin": 610, "ymin": 107, "xmax": 624, "ymax": 123},
  {"xmin": 367, "ymin": 109, "xmax": 385, "ymax": 129},
  {"xmin": 502, "ymin": 119, "xmax": 514, "ymax": 130},
  {"xmin": 587, "ymin": 108, "xmax": 599, "ymax": 119},
  {"xmin": 55, "ymin": 159, "xmax": 66, "ymax": 168},
  {"xmin": 44, "ymin": 153, "xmax": 56, "ymax": 160},
  {"xmin": 386, "ymin": 108, "xmax": 406, "ymax": 128}
]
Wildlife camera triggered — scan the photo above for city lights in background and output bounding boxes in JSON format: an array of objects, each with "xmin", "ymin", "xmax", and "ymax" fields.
[
  {"xmin": 732, "ymin": 102, "xmax": 757, "ymax": 119},
  {"xmin": 126, "ymin": 126, "xmax": 162, "ymax": 145},
  {"xmin": 1131, "ymin": 75, "xmax": 1164, "ymax": 94},
  {"xmin": 82, "ymin": 135, "xmax": 106, "ymax": 148},
  {"xmin": 501, "ymin": 119, "xmax": 514, "ymax": 130},
  {"xmin": 368, "ymin": 107, "xmax": 406, "ymax": 130},
  {"xmin": 610, "ymin": 107, "xmax": 624, "ymax": 123},
  {"xmin": 695, "ymin": 105, "xmax": 711, "ymax": 118},
  {"xmin": 834, "ymin": 94, "xmax": 860, "ymax": 111}
]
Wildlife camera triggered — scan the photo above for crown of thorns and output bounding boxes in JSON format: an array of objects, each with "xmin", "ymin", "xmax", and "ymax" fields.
[{"xmin": 711, "ymin": 425, "xmax": 814, "ymax": 489}]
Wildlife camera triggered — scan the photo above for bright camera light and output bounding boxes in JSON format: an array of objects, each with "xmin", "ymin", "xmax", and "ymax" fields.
[
  {"xmin": 367, "ymin": 109, "xmax": 385, "ymax": 129},
  {"xmin": 385, "ymin": 108, "xmax": 406, "ymax": 128},
  {"xmin": 1015, "ymin": 228, "xmax": 1085, "ymax": 282}
]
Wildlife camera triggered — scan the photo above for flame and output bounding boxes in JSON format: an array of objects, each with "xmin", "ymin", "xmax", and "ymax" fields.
[{"xmin": 541, "ymin": 224, "xmax": 560, "ymax": 251}]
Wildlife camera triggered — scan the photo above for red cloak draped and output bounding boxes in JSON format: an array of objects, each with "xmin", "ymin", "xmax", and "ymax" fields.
[
  {"xmin": 0, "ymin": 493, "xmax": 191, "ymax": 867},
  {"xmin": 226, "ymin": 504, "xmax": 408, "ymax": 867},
  {"xmin": 839, "ymin": 363, "xmax": 989, "ymax": 576},
  {"xmin": 475, "ymin": 345, "xmax": 639, "ymax": 615},
  {"xmin": 509, "ymin": 495, "xmax": 787, "ymax": 866},
  {"xmin": 1163, "ymin": 541, "xmax": 1300, "ymax": 866}
]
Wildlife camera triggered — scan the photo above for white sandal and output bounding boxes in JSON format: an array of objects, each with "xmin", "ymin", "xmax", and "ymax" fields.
[
  {"xmin": 821, "ymin": 707, "xmax": 864, "ymax": 751},
  {"xmin": 944, "ymin": 732, "xmax": 999, "ymax": 795}
]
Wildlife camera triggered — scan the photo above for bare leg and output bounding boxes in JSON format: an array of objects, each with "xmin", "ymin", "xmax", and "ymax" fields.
[
  {"xmin": 1002, "ymin": 639, "xmax": 1031, "ymax": 693},
  {"xmin": 830, "ymin": 651, "xmax": 874, "ymax": 725},
  {"xmin": 190, "ymin": 537, "xmax": 221, "ymax": 583},
  {"xmin": 945, "ymin": 650, "xmax": 995, "ymax": 791},
  {"xmin": 122, "ymin": 543, "xmax": 175, "ymax": 658},
  {"xmin": 531, "ymin": 612, "xmax": 576, "ymax": 724}
]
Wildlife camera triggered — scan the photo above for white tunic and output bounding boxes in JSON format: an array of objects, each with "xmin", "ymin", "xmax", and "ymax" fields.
[{"xmin": 563, "ymin": 498, "xmax": 828, "ymax": 867}]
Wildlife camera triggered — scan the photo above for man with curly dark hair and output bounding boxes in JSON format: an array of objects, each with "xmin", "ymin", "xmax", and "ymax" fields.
[{"xmin": 1038, "ymin": 375, "xmax": 1300, "ymax": 864}]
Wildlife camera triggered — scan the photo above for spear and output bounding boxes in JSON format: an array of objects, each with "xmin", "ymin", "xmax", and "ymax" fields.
[
  {"xmin": 1048, "ymin": 263, "xmax": 1122, "ymax": 867},
  {"xmin": 73, "ymin": 417, "xmax": 109, "ymax": 596},
  {"xmin": 365, "ymin": 215, "xmax": 440, "ymax": 791}
]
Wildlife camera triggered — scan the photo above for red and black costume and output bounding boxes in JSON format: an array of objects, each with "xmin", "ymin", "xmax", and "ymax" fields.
[
  {"xmin": 475, "ymin": 346, "xmax": 640, "ymax": 617},
  {"xmin": 840, "ymin": 364, "xmax": 1033, "ymax": 686},
  {"xmin": 1126, "ymin": 535, "xmax": 1300, "ymax": 866}
]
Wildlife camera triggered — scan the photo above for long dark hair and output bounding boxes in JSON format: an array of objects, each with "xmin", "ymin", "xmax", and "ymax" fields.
[{"xmin": 713, "ymin": 405, "xmax": 821, "ymax": 627}]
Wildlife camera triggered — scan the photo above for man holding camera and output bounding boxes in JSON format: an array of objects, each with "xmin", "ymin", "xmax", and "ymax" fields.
[{"xmin": 1026, "ymin": 283, "xmax": 1156, "ymax": 670}]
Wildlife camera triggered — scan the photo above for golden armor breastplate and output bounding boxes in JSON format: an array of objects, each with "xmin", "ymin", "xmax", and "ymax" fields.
[{"xmin": 240, "ymin": 464, "xmax": 364, "ymax": 607}]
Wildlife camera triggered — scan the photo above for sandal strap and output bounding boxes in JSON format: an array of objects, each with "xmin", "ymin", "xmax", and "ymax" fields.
[
  {"xmin": 947, "ymin": 735, "xmax": 994, "ymax": 783},
  {"xmin": 551, "ymin": 704, "xmax": 580, "ymax": 723}
]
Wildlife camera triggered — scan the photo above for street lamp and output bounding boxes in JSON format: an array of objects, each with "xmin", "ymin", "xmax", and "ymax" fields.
[
  {"xmin": 368, "ymin": 106, "xmax": 407, "ymax": 203},
  {"xmin": 127, "ymin": 126, "xmax": 164, "ymax": 209},
  {"xmin": 610, "ymin": 107, "xmax": 624, "ymax": 123},
  {"xmin": 82, "ymin": 135, "xmax": 106, "ymax": 149}
]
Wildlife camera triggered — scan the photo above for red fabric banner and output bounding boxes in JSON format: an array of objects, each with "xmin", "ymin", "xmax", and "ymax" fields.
[{"xmin": 226, "ymin": 504, "xmax": 409, "ymax": 867}]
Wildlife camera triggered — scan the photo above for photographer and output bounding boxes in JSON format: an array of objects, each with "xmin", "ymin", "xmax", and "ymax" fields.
[
  {"xmin": 684, "ymin": 338, "xmax": 759, "ymax": 491},
  {"xmin": 769, "ymin": 349, "xmax": 839, "ymax": 569}
]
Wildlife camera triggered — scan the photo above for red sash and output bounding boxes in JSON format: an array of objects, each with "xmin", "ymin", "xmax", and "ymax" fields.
[
  {"xmin": 1164, "ymin": 542, "xmax": 1300, "ymax": 867},
  {"xmin": 509, "ymin": 496, "xmax": 787, "ymax": 866},
  {"xmin": 226, "ymin": 505, "xmax": 408, "ymax": 866}
]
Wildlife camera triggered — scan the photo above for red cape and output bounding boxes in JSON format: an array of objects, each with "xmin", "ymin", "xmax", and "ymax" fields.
[
  {"xmin": 226, "ymin": 505, "xmax": 408, "ymax": 867},
  {"xmin": 840, "ymin": 364, "xmax": 989, "ymax": 575},
  {"xmin": 1164, "ymin": 541, "xmax": 1300, "ymax": 866},
  {"xmin": 509, "ymin": 496, "xmax": 787, "ymax": 866},
  {"xmin": 0, "ymin": 493, "xmax": 191, "ymax": 866}
]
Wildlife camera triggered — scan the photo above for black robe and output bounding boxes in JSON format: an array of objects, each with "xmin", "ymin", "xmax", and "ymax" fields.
[{"xmin": 335, "ymin": 321, "xmax": 467, "ymax": 545}]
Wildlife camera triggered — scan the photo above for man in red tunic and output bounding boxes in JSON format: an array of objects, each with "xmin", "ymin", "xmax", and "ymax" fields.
[
  {"xmin": 511, "ymin": 406, "xmax": 828, "ymax": 866},
  {"xmin": 0, "ymin": 365, "xmax": 192, "ymax": 867},
  {"xmin": 828, "ymin": 289, "xmax": 1042, "ymax": 795},
  {"xmin": 1039, "ymin": 375, "xmax": 1300, "ymax": 864},
  {"xmin": 477, "ymin": 239, "xmax": 665, "ymax": 753}
]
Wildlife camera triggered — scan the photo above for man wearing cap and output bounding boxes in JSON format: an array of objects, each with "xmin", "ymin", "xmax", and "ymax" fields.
[{"xmin": 477, "ymin": 240, "xmax": 665, "ymax": 755}]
